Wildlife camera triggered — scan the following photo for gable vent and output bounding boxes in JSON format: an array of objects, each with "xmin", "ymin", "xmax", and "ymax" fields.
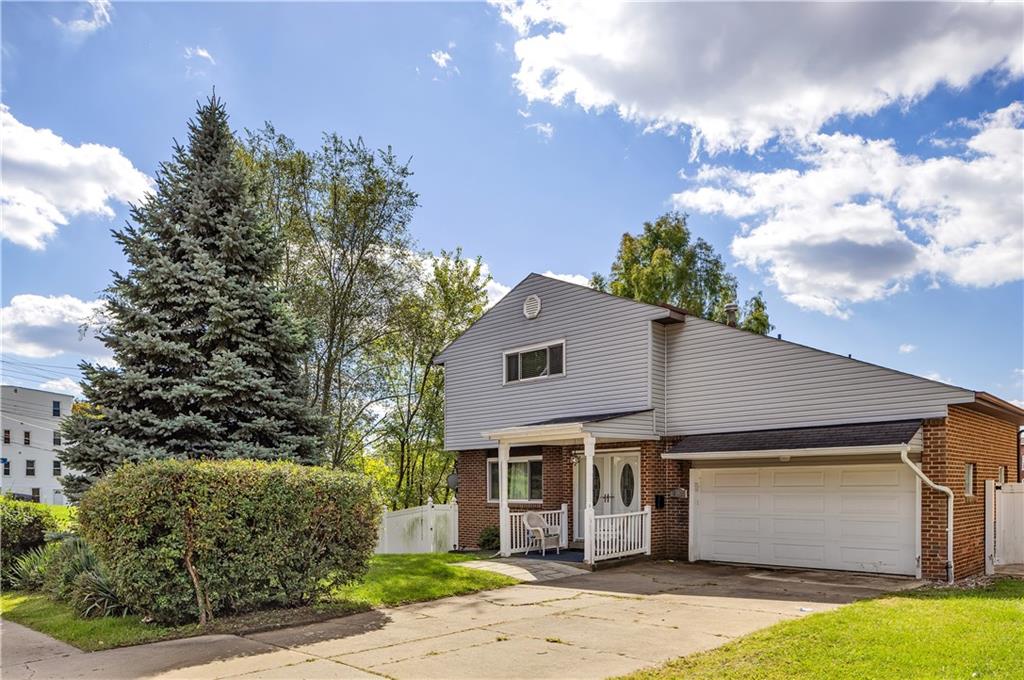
[{"xmin": 523, "ymin": 294, "xmax": 542, "ymax": 319}]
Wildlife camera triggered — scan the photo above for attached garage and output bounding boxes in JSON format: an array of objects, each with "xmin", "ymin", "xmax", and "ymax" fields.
[
  {"xmin": 665, "ymin": 420, "xmax": 926, "ymax": 577},
  {"xmin": 691, "ymin": 464, "xmax": 918, "ymax": 575}
]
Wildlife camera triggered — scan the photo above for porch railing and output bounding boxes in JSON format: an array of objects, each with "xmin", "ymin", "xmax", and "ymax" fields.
[
  {"xmin": 591, "ymin": 506, "xmax": 651, "ymax": 562},
  {"xmin": 509, "ymin": 504, "xmax": 568, "ymax": 554}
]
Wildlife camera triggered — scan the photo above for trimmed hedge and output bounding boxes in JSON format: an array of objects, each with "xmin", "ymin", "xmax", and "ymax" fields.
[
  {"xmin": 78, "ymin": 459, "xmax": 380, "ymax": 624},
  {"xmin": 1, "ymin": 496, "xmax": 61, "ymax": 585}
]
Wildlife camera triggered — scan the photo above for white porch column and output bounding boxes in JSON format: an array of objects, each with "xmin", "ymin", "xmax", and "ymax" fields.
[
  {"xmin": 583, "ymin": 434, "xmax": 596, "ymax": 564},
  {"xmin": 498, "ymin": 440, "xmax": 511, "ymax": 557}
]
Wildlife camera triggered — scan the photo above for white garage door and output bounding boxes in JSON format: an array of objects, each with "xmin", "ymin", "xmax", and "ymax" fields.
[{"xmin": 693, "ymin": 464, "xmax": 918, "ymax": 576}]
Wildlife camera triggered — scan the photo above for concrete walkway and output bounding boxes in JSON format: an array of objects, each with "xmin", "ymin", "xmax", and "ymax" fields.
[
  {"xmin": 2, "ymin": 562, "xmax": 917, "ymax": 680},
  {"xmin": 460, "ymin": 557, "xmax": 589, "ymax": 582}
]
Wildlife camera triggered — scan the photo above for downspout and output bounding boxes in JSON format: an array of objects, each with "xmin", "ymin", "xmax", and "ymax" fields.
[{"xmin": 900, "ymin": 443, "xmax": 954, "ymax": 583}]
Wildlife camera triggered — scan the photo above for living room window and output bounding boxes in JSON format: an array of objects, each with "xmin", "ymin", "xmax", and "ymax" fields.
[
  {"xmin": 504, "ymin": 341, "xmax": 564, "ymax": 383},
  {"xmin": 487, "ymin": 456, "xmax": 543, "ymax": 502}
]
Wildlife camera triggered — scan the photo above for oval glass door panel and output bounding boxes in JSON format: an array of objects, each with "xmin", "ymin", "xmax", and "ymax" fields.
[
  {"xmin": 620, "ymin": 464, "xmax": 635, "ymax": 507},
  {"xmin": 592, "ymin": 464, "xmax": 602, "ymax": 505}
]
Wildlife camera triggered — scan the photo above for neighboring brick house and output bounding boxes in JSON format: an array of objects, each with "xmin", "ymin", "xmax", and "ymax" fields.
[{"xmin": 435, "ymin": 274, "xmax": 1024, "ymax": 581}]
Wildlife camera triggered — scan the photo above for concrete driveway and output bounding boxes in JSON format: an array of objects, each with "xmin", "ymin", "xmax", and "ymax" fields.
[{"xmin": 2, "ymin": 562, "xmax": 918, "ymax": 680}]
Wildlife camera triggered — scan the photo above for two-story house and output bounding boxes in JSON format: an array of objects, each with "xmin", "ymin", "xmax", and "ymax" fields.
[
  {"xmin": 435, "ymin": 274, "xmax": 1023, "ymax": 580},
  {"xmin": 1, "ymin": 385, "xmax": 76, "ymax": 506}
]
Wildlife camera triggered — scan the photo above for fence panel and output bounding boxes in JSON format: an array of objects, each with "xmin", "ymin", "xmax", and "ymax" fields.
[{"xmin": 376, "ymin": 498, "xmax": 458, "ymax": 554}]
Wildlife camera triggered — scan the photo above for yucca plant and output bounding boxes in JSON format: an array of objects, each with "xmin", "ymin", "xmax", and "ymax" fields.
[
  {"xmin": 10, "ymin": 544, "xmax": 57, "ymax": 591},
  {"xmin": 43, "ymin": 536, "xmax": 99, "ymax": 601},
  {"xmin": 72, "ymin": 567, "xmax": 131, "ymax": 618}
]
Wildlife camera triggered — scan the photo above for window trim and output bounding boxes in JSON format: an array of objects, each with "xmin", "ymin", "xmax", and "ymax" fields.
[
  {"xmin": 486, "ymin": 455, "xmax": 543, "ymax": 504},
  {"xmin": 502, "ymin": 339, "xmax": 566, "ymax": 385},
  {"xmin": 26, "ymin": 459, "xmax": 36, "ymax": 477},
  {"xmin": 964, "ymin": 463, "xmax": 975, "ymax": 497},
  {"xmin": 52, "ymin": 400, "xmax": 61, "ymax": 417},
  {"xmin": 53, "ymin": 460, "xmax": 62, "ymax": 477}
]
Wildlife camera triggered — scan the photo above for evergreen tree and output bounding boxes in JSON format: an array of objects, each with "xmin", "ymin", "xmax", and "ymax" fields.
[{"xmin": 60, "ymin": 97, "xmax": 323, "ymax": 497}]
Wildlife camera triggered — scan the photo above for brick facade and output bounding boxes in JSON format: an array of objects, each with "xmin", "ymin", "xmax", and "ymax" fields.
[
  {"xmin": 456, "ymin": 404, "xmax": 1019, "ymax": 580},
  {"xmin": 920, "ymin": 405, "xmax": 1020, "ymax": 580}
]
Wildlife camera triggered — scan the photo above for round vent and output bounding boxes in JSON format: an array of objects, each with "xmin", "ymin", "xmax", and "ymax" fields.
[{"xmin": 523, "ymin": 294, "xmax": 542, "ymax": 319}]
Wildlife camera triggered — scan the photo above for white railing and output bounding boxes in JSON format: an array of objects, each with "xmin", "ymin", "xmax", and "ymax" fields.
[
  {"xmin": 591, "ymin": 506, "xmax": 651, "ymax": 562},
  {"xmin": 376, "ymin": 497, "xmax": 458, "ymax": 554},
  {"xmin": 510, "ymin": 504, "xmax": 568, "ymax": 554}
]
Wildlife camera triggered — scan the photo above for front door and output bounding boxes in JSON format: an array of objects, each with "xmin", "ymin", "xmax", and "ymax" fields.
[{"xmin": 574, "ymin": 451, "xmax": 641, "ymax": 539}]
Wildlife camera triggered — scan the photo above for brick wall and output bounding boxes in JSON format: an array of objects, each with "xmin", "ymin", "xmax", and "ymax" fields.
[{"xmin": 920, "ymin": 406, "xmax": 1019, "ymax": 580}]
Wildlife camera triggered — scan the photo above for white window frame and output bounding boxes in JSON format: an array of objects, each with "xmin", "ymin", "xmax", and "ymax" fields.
[
  {"xmin": 486, "ymin": 455, "xmax": 543, "ymax": 504},
  {"xmin": 964, "ymin": 463, "xmax": 975, "ymax": 497},
  {"xmin": 502, "ymin": 339, "xmax": 566, "ymax": 385}
]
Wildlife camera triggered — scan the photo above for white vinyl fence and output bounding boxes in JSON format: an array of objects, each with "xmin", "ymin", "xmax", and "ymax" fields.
[
  {"xmin": 509, "ymin": 504, "xmax": 568, "ymax": 554},
  {"xmin": 994, "ymin": 482, "xmax": 1024, "ymax": 568},
  {"xmin": 376, "ymin": 498, "xmax": 458, "ymax": 554},
  {"xmin": 591, "ymin": 506, "xmax": 651, "ymax": 562}
]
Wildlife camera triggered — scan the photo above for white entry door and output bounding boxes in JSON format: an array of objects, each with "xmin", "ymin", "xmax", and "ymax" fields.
[
  {"xmin": 575, "ymin": 451, "xmax": 641, "ymax": 539},
  {"xmin": 693, "ymin": 463, "xmax": 918, "ymax": 576}
]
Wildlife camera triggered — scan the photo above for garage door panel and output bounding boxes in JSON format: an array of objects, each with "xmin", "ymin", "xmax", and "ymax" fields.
[
  {"xmin": 772, "ymin": 470, "xmax": 825, "ymax": 487},
  {"xmin": 709, "ymin": 471, "xmax": 760, "ymax": 487},
  {"xmin": 772, "ymin": 494, "xmax": 825, "ymax": 514},
  {"xmin": 711, "ymin": 494, "xmax": 760, "ymax": 512},
  {"xmin": 772, "ymin": 518, "xmax": 827, "ymax": 537},
  {"xmin": 695, "ymin": 464, "xmax": 917, "ymax": 576}
]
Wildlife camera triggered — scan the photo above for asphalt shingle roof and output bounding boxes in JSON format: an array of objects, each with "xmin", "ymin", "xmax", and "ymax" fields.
[{"xmin": 667, "ymin": 419, "xmax": 923, "ymax": 454}]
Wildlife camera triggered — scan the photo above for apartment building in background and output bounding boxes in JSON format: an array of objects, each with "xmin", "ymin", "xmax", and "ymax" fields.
[{"xmin": 1, "ymin": 385, "xmax": 77, "ymax": 505}]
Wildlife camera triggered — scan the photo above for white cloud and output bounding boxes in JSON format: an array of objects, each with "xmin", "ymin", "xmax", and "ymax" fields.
[
  {"xmin": 184, "ymin": 46, "xmax": 216, "ymax": 65},
  {"xmin": 53, "ymin": 0, "xmax": 111, "ymax": 36},
  {"xmin": 0, "ymin": 105, "xmax": 152, "ymax": 249},
  {"xmin": 540, "ymin": 271, "xmax": 589, "ymax": 287},
  {"xmin": 494, "ymin": 41, "xmax": 506, "ymax": 54},
  {"xmin": 431, "ymin": 50, "xmax": 453, "ymax": 69},
  {"xmin": 924, "ymin": 371, "xmax": 954, "ymax": 385},
  {"xmin": 492, "ymin": 1, "xmax": 1023, "ymax": 154},
  {"xmin": 899, "ymin": 344, "xmax": 917, "ymax": 354},
  {"xmin": 526, "ymin": 121, "xmax": 554, "ymax": 140},
  {"xmin": 673, "ymin": 102, "xmax": 1024, "ymax": 318},
  {"xmin": 1, "ymin": 295, "xmax": 109, "ymax": 360},
  {"xmin": 39, "ymin": 377, "xmax": 83, "ymax": 399}
]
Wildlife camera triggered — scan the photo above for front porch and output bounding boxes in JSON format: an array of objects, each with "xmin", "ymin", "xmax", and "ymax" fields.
[{"xmin": 483, "ymin": 410, "xmax": 657, "ymax": 567}]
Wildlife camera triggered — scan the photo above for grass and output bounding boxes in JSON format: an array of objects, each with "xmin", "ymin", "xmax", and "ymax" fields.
[
  {"xmin": 1, "ymin": 552, "xmax": 516, "ymax": 652},
  {"xmin": 622, "ymin": 578, "xmax": 1024, "ymax": 680}
]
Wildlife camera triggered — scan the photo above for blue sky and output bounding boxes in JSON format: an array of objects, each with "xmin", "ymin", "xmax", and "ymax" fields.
[{"xmin": 2, "ymin": 1, "xmax": 1022, "ymax": 405}]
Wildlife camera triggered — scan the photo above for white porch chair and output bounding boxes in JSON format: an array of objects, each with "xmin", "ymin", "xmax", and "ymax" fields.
[{"xmin": 522, "ymin": 511, "xmax": 561, "ymax": 556}]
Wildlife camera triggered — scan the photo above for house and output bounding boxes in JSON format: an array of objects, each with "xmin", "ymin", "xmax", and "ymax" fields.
[
  {"xmin": 1, "ymin": 385, "xmax": 77, "ymax": 505},
  {"xmin": 434, "ymin": 274, "xmax": 1024, "ymax": 580}
]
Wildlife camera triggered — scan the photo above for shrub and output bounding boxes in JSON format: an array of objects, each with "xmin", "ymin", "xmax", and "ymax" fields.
[
  {"xmin": 10, "ymin": 544, "xmax": 58, "ymax": 591},
  {"xmin": 1, "ymin": 496, "xmax": 59, "ymax": 556},
  {"xmin": 79, "ymin": 459, "xmax": 380, "ymax": 624},
  {"xmin": 479, "ymin": 525, "xmax": 500, "ymax": 551}
]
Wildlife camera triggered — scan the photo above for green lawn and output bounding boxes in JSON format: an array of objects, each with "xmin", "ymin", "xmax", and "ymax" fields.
[
  {"xmin": 622, "ymin": 578, "xmax": 1024, "ymax": 680},
  {"xmin": 1, "ymin": 552, "xmax": 515, "ymax": 651}
]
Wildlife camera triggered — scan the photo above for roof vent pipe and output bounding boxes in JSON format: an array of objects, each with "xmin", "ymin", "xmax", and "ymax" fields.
[{"xmin": 724, "ymin": 303, "xmax": 739, "ymax": 327}]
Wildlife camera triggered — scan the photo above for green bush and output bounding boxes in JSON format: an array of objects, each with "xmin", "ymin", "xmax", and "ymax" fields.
[
  {"xmin": 479, "ymin": 525, "xmax": 500, "ymax": 551},
  {"xmin": 1, "ymin": 496, "xmax": 60, "ymax": 556},
  {"xmin": 79, "ymin": 459, "xmax": 380, "ymax": 624}
]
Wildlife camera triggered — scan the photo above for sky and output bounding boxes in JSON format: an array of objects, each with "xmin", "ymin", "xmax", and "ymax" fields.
[{"xmin": 1, "ymin": 1, "xmax": 1022, "ymax": 406}]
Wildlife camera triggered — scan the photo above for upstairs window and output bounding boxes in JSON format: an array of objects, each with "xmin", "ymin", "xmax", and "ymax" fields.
[
  {"xmin": 504, "ymin": 341, "xmax": 564, "ymax": 383},
  {"xmin": 53, "ymin": 431, "xmax": 62, "ymax": 446},
  {"xmin": 53, "ymin": 460, "xmax": 62, "ymax": 476},
  {"xmin": 26, "ymin": 460, "xmax": 35, "ymax": 477},
  {"xmin": 52, "ymin": 400, "xmax": 61, "ymax": 417},
  {"xmin": 2, "ymin": 461, "xmax": 9, "ymax": 476},
  {"xmin": 3, "ymin": 430, "xmax": 9, "ymax": 444},
  {"xmin": 23, "ymin": 431, "xmax": 30, "ymax": 446}
]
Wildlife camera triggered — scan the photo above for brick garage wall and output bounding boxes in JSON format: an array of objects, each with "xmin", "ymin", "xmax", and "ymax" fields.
[
  {"xmin": 920, "ymin": 406, "xmax": 1019, "ymax": 580},
  {"xmin": 454, "ymin": 446, "xmax": 571, "ymax": 549}
]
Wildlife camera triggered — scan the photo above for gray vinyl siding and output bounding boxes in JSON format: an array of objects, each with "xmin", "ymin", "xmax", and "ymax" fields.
[
  {"xmin": 439, "ymin": 275, "xmax": 666, "ymax": 450},
  {"xmin": 665, "ymin": 317, "xmax": 975, "ymax": 434},
  {"xmin": 650, "ymin": 324, "xmax": 667, "ymax": 434},
  {"xmin": 585, "ymin": 410, "xmax": 657, "ymax": 440}
]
